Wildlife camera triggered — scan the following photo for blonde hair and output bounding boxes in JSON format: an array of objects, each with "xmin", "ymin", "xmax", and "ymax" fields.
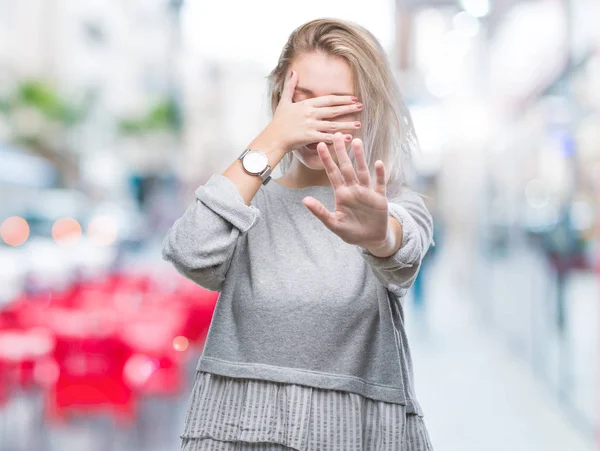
[{"xmin": 267, "ymin": 18, "xmax": 421, "ymax": 200}]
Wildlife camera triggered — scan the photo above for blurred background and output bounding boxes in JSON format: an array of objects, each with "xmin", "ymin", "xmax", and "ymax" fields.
[{"xmin": 0, "ymin": 0, "xmax": 598, "ymax": 450}]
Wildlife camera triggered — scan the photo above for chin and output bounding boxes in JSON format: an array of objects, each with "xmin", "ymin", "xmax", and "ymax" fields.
[
  {"xmin": 293, "ymin": 145, "xmax": 336, "ymax": 169},
  {"xmin": 292, "ymin": 148, "xmax": 325, "ymax": 170}
]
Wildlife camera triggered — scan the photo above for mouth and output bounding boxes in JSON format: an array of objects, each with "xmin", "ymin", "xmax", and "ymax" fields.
[{"xmin": 306, "ymin": 142, "xmax": 320, "ymax": 151}]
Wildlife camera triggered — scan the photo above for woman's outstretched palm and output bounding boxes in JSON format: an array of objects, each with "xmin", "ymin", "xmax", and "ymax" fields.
[{"xmin": 302, "ymin": 132, "xmax": 390, "ymax": 248}]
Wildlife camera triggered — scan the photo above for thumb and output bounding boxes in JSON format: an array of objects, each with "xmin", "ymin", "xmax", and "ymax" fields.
[
  {"xmin": 280, "ymin": 70, "xmax": 297, "ymax": 104},
  {"xmin": 302, "ymin": 197, "xmax": 336, "ymax": 231}
]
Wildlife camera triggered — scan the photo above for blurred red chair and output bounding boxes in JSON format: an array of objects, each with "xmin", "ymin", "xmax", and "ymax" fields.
[
  {"xmin": 44, "ymin": 308, "xmax": 136, "ymax": 425},
  {"xmin": 0, "ymin": 318, "xmax": 10, "ymax": 407},
  {"xmin": 120, "ymin": 305, "xmax": 187, "ymax": 396},
  {"xmin": 0, "ymin": 268, "xmax": 216, "ymax": 427},
  {"xmin": 0, "ymin": 326, "xmax": 55, "ymax": 390},
  {"xmin": 104, "ymin": 271, "xmax": 154, "ymax": 295},
  {"xmin": 173, "ymin": 279, "xmax": 218, "ymax": 346}
]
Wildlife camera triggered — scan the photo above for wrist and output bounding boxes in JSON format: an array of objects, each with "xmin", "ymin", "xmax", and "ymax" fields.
[
  {"xmin": 249, "ymin": 128, "xmax": 288, "ymax": 157},
  {"xmin": 361, "ymin": 217, "xmax": 399, "ymax": 258}
]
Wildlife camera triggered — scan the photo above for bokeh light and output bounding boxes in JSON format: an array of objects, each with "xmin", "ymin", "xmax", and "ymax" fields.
[
  {"xmin": 173, "ymin": 335, "xmax": 189, "ymax": 352},
  {"xmin": 124, "ymin": 354, "xmax": 160, "ymax": 388},
  {"xmin": 1, "ymin": 216, "xmax": 30, "ymax": 246},
  {"xmin": 87, "ymin": 215, "xmax": 119, "ymax": 246},
  {"xmin": 52, "ymin": 218, "xmax": 82, "ymax": 245}
]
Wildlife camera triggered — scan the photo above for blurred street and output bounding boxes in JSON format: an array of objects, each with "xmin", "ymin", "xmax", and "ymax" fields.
[{"xmin": 405, "ymin": 236, "xmax": 595, "ymax": 451}]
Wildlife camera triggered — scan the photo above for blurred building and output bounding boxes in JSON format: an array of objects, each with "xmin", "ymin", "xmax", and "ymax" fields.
[
  {"xmin": 0, "ymin": 0, "xmax": 183, "ymax": 195},
  {"xmin": 394, "ymin": 0, "xmax": 600, "ymax": 439},
  {"xmin": 179, "ymin": 58, "xmax": 271, "ymax": 189}
]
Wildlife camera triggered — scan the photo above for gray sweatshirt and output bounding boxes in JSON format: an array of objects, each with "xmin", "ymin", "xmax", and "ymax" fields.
[{"xmin": 162, "ymin": 173, "xmax": 435, "ymax": 415}]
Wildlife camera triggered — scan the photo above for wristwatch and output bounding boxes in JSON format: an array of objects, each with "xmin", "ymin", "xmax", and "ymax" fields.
[{"xmin": 238, "ymin": 148, "xmax": 273, "ymax": 185}]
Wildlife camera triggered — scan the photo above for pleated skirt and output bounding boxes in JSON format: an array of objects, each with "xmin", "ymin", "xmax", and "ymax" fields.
[{"xmin": 180, "ymin": 371, "xmax": 433, "ymax": 451}]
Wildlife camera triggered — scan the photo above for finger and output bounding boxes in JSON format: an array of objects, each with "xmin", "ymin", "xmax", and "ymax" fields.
[
  {"xmin": 280, "ymin": 70, "xmax": 298, "ymax": 104},
  {"xmin": 302, "ymin": 197, "xmax": 337, "ymax": 232},
  {"xmin": 307, "ymin": 94, "xmax": 357, "ymax": 108},
  {"xmin": 315, "ymin": 120, "xmax": 361, "ymax": 135},
  {"xmin": 316, "ymin": 141, "xmax": 345, "ymax": 190},
  {"xmin": 351, "ymin": 139, "xmax": 371, "ymax": 187},
  {"xmin": 374, "ymin": 160, "xmax": 386, "ymax": 197},
  {"xmin": 314, "ymin": 102, "xmax": 363, "ymax": 119},
  {"xmin": 313, "ymin": 132, "xmax": 353, "ymax": 145},
  {"xmin": 332, "ymin": 132, "xmax": 358, "ymax": 186}
]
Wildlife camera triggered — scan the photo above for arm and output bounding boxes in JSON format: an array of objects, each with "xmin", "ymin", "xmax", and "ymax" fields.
[
  {"xmin": 162, "ymin": 111, "xmax": 290, "ymax": 292},
  {"xmin": 161, "ymin": 173, "xmax": 262, "ymax": 292},
  {"xmin": 362, "ymin": 215, "xmax": 403, "ymax": 258},
  {"xmin": 163, "ymin": 72, "xmax": 360, "ymax": 291},
  {"xmin": 356, "ymin": 189, "xmax": 435, "ymax": 296}
]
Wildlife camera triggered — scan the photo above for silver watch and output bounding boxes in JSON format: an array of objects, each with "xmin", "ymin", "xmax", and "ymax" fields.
[{"xmin": 238, "ymin": 149, "xmax": 272, "ymax": 185}]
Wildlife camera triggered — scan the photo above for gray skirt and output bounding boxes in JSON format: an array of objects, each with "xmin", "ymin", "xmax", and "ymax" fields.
[{"xmin": 180, "ymin": 371, "xmax": 433, "ymax": 451}]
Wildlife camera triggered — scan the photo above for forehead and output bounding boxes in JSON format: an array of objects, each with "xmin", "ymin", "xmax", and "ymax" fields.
[{"xmin": 290, "ymin": 51, "xmax": 354, "ymax": 97}]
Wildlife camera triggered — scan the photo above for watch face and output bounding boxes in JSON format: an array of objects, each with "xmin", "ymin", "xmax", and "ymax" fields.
[{"xmin": 243, "ymin": 150, "xmax": 268, "ymax": 173}]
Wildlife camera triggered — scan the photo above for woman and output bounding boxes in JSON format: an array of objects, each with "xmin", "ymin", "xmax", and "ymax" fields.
[{"xmin": 163, "ymin": 18, "xmax": 435, "ymax": 451}]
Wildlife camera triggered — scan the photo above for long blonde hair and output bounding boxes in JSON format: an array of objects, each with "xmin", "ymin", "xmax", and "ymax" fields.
[{"xmin": 267, "ymin": 18, "xmax": 421, "ymax": 200}]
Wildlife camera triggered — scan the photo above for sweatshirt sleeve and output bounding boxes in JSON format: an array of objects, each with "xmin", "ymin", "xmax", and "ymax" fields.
[
  {"xmin": 161, "ymin": 173, "xmax": 261, "ymax": 292},
  {"xmin": 356, "ymin": 189, "xmax": 435, "ymax": 297}
]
